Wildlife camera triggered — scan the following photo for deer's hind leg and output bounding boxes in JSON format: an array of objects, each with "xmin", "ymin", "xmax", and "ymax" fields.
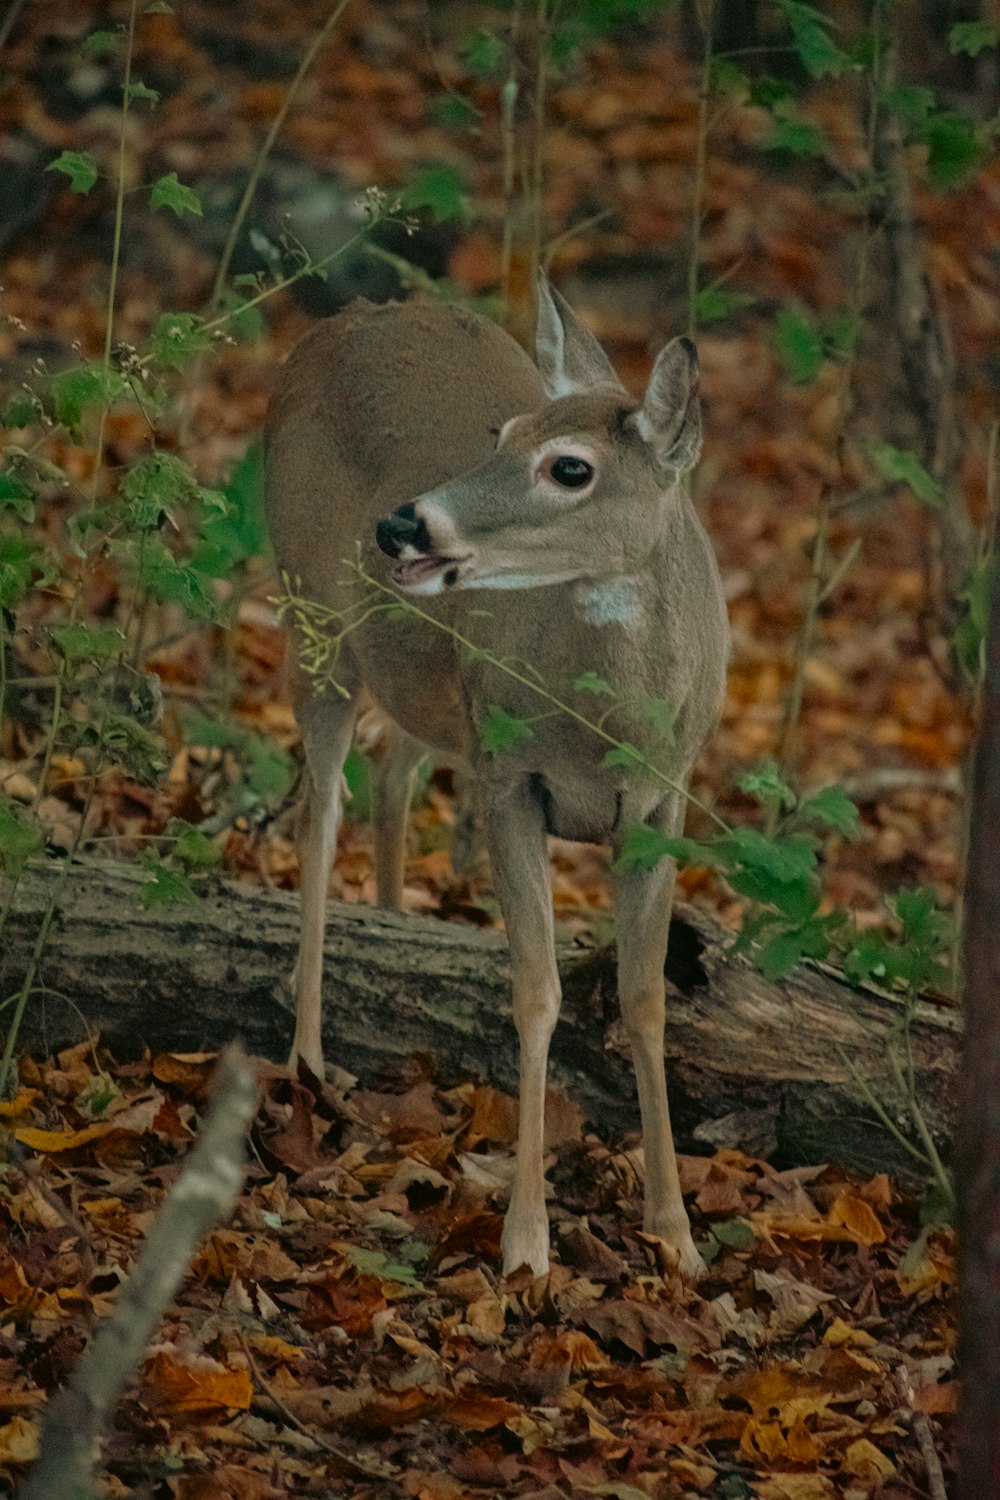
[
  {"xmin": 373, "ymin": 722, "xmax": 426, "ymax": 909},
  {"xmin": 290, "ymin": 683, "xmax": 358, "ymax": 1077}
]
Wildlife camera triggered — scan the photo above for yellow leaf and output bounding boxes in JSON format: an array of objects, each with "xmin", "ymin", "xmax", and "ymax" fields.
[
  {"xmin": 0, "ymin": 1415, "xmax": 39, "ymax": 1464},
  {"xmin": 757, "ymin": 1479, "xmax": 836, "ymax": 1500},
  {"xmin": 14, "ymin": 1122, "xmax": 113, "ymax": 1152},
  {"xmin": 823, "ymin": 1316, "xmax": 877, "ymax": 1347},
  {"xmin": 826, "ymin": 1195, "xmax": 886, "ymax": 1245},
  {"xmin": 740, "ymin": 1417, "xmax": 787, "ymax": 1460},
  {"xmin": 843, "ymin": 1437, "xmax": 896, "ymax": 1480},
  {"xmin": 0, "ymin": 1089, "xmax": 39, "ymax": 1120},
  {"xmin": 786, "ymin": 1415, "xmax": 821, "ymax": 1463}
]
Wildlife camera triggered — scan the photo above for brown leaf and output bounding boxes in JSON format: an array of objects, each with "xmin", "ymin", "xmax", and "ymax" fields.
[
  {"xmin": 144, "ymin": 1352, "xmax": 252, "ymax": 1413},
  {"xmin": 151, "ymin": 1051, "xmax": 220, "ymax": 1099},
  {"xmin": 443, "ymin": 1392, "xmax": 520, "ymax": 1431},
  {"xmin": 190, "ymin": 1229, "xmax": 298, "ymax": 1284},
  {"xmin": 528, "ymin": 1329, "xmax": 608, "ymax": 1373},
  {"xmin": 556, "ymin": 1226, "xmax": 627, "ymax": 1281},
  {"xmin": 577, "ymin": 1299, "xmax": 707, "ymax": 1357},
  {"xmin": 355, "ymin": 1080, "xmax": 446, "ymax": 1141}
]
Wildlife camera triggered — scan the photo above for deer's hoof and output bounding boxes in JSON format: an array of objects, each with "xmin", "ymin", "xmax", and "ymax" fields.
[
  {"xmin": 501, "ymin": 1207, "xmax": 550, "ymax": 1278},
  {"xmin": 645, "ymin": 1222, "xmax": 706, "ymax": 1281}
]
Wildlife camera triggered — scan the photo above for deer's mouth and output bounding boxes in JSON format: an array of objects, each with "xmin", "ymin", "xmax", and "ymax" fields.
[{"xmin": 393, "ymin": 552, "xmax": 474, "ymax": 594}]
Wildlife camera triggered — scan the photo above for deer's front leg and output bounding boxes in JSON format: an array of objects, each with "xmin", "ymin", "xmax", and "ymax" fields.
[
  {"xmin": 484, "ymin": 779, "xmax": 560, "ymax": 1277},
  {"xmin": 611, "ymin": 797, "xmax": 703, "ymax": 1280}
]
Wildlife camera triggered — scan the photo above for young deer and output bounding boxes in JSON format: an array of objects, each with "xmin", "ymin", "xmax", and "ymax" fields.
[{"xmin": 266, "ymin": 278, "xmax": 729, "ymax": 1278}]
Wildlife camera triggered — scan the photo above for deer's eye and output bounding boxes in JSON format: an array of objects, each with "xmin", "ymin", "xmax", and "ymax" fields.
[{"xmin": 548, "ymin": 455, "xmax": 593, "ymax": 488}]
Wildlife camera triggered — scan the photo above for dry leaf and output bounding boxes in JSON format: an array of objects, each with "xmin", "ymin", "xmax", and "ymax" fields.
[
  {"xmin": 843, "ymin": 1437, "xmax": 896, "ymax": 1480},
  {"xmin": 145, "ymin": 1352, "xmax": 253, "ymax": 1413}
]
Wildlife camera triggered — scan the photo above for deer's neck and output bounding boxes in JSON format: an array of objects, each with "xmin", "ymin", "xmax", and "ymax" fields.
[{"xmin": 573, "ymin": 576, "xmax": 644, "ymax": 629}]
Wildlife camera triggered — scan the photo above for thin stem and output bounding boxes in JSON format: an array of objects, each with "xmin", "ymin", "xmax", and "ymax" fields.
[
  {"xmin": 210, "ymin": 0, "xmax": 352, "ymax": 310},
  {"xmin": 202, "ymin": 221, "xmax": 374, "ymax": 334},
  {"xmin": 103, "ymin": 0, "xmax": 138, "ymax": 380},
  {"xmin": 687, "ymin": 0, "xmax": 715, "ymax": 336},
  {"xmin": 837, "ymin": 1045, "xmax": 937, "ymax": 1169},
  {"xmin": 527, "ymin": 0, "xmax": 550, "ymax": 307},
  {"xmin": 500, "ymin": 0, "xmax": 522, "ymax": 307}
]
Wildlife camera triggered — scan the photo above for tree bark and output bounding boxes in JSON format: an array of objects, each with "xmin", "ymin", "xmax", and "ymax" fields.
[
  {"xmin": 957, "ymin": 547, "xmax": 1000, "ymax": 1498},
  {"xmin": 1, "ymin": 857, "xmax": 958, "ymax": 1179}
]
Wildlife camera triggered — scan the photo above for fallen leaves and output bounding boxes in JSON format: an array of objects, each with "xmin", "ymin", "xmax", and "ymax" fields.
[{"xmin": 1, "ymin": 1046, "xmax": 957, "ymax": 1496}]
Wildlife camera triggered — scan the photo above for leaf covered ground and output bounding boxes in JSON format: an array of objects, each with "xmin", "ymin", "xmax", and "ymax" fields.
[{"xmin": 1, "ymin": 1045, "xmax": 956, "ymax": 1497}]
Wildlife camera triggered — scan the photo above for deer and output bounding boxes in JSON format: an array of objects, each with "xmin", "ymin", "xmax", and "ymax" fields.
[{"xmin": 265, "ymin": 276, "xmax": 729, "ymax": 1279}]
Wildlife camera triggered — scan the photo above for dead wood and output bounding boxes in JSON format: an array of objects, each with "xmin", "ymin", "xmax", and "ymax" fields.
[{"xmin": 1, "ymin": 857, "xmax": 958, "ymax": 1179}]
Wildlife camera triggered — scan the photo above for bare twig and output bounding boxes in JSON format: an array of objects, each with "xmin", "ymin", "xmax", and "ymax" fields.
[
  {"xmin": 238, "ymin": 1332, "xmax": 397, "ymax": 1482},
  {"xmin": 909, "ymin": 1410, "xmax": 949, "ymax": 1500},
  {"xmin": 210, "ymin": 0, "xmax": 353, "ymax": 310},
  {"xmin": 0, "ymin": 0, "xmax": 28, "ymax": 56},
  {"xmin": 18, "ymin": 1046, "xmax": 259, "ymax": 1500},
  {"xmin": 687, "ymin": 0, "xmax": 716, "ymax": 336}
]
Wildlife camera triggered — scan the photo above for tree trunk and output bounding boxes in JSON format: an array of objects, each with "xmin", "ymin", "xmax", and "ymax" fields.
[
  {"xmin": 957, "ymin": 550, "xmax": 1000, "ymax": 1498},
  {"xmin": 1, "ymin": 857, "xmax": 958, "ymax": 1179}
]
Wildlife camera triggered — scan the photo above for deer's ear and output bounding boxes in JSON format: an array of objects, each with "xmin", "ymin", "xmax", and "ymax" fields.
[
  {"xmin": 535, "ymin": 273, "xmax": 622, "ymax": 398},
  {"xmin": 636, "ymin": 336, "xmax": 702, "ymax": 475}
]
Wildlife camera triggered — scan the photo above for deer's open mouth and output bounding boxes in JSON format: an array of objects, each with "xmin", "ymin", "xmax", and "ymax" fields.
[{"xmin": 393, "ymin": 553, "xmax": 473, "ymax": 593}]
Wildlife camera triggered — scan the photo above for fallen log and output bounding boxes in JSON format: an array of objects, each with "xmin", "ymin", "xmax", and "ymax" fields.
[{"xmin": 1, "ymin": 857, "xmax": 959, "ymax": 1179}]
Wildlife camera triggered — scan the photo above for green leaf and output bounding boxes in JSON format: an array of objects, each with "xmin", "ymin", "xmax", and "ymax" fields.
[
  {"xmin": 602, "ymin": 742, "xmax": 646, "ymax": 770},
  {"xmin": 400, "ymin": 165, "xmax": 470, "ymax": 223},
  {"xmin": 342, "ymin": 747, "xmax": 373, "ymax": 823},
  {"xmin": 917, "ymin": 110, "xmax": 985, "ymax": 190},
  {"xmin": 711, "ymin": 1217, "xmax": 755, "ymax": 1249},
  {"xmin": 775, "ymin": 0, "xmax": 851, "ymax": 78},
  {"xmin": 765, "ymin": 118, "xmax": 828, "ymax": 157},
  {"xmin": 80, "ymin": 29, "xmax": 120, "ymax": 58},
  {"xmin": 755, "ymin": 916, "xmax": 836, "ymax": 979},
  {"xmin": 822, "ymin": 309, "xmax": 860, "ymax": 360},
  {"xmin": 573, "ymin": 670, "xmax": 616, "ymax": 697},
  {"xmin": 110, "ymin": 535, "xmax": 219, "ymax": 620},
  {"xmin": 121, "ymin": 452, "xmax": 209, "ymax": 528},
  {"xmin": 738, "ymin": 763, "xmax": 794, "ymax": 808},
  {"xmin": 462, "ymin": 29, "xmax": 507, "ymax": 76},
  {"xmin": 883, "ymin": 84, "xmax": 936, "ymax": 125},
  {"xmin": 949, "ymin": 20, "xmax": 998, "ymax": 57},
  {"xmin": 796, "ymin": 784, "xmax": 861, "ymax": 838},
  {"xmin": 893, "ymin": 885, "xmax": 940, "ymax": 944},
  {"xmin": 4, "ymin": 393, "xmax": 39, "ymax": 428},
  {"xmin": 169, "ymin": 821, "xmax": 222, "ymax": 871},
  {"xmin": 192, "ymin": 442, "xmax": 268, "ymax": 577},
  {"xmin": 774, "ymin": 306, "xmax": 824, "ymax": 384},
  {"xmin": 719, "ymin": 827, "xmax": 819, "ymax": 884},
  {"xmin": 245, "ymin": 741, "xmax": 296, "ymax": 802},
  {"xmin": 149, "ymin": 172, "xmax": 203, "ymax": 217},
  {"xmin": 102, "ymin": 714, "xmax": 170, "ymax": 782},
  {"xmin": 637, "ymin": 695, "xmax": 675, "ymax": 744},
  {"xmin": 612, "ymin": 823, "xmax": 675, "ymax": 874},
  {"xmin": 0, "ymin": 470, "xmax": 35, "ymax": 521},
  {"xmin": 140, "ymin": 861, "xmax": 198, "ymax": 908},
  {"xmin": 480, "ymin": 705, "xmax": 534, "ymax": 754},
  {"xmin": 0, "ymin": 799, "xmax": 44, "ymax": 876},
  {"xmin": 125, "ymin": 79, "xmax": 160, "ymax": 105},
  {"xmin": 341, "ymin": 1245, "xmax": 422, "ymax": 1286},
  {"xmin": 50, "ymin": 362, "xmax": 122, "ymax": 431},
  {"xmin": 748, "ymin": 76, "xmax": 795, "ymax": 110},
  {"xmin": 46, "ymin": 151, "xmax": 99, "ymax": 193},
  {"xmin": 727, "ymin": 866, "xmax": 819, "ymax": 924},
  {"xmin": 0, "ymin": 531, "xmax": 50, "ymax": 608},
  {"xmin": 50, "ymin": 622, "xmax": 122, "ymax": 664},
  {"xmin": 150, "ymin": 312, "xmax": 213, "ymax": 369},
  {"xmin": 870, "ymin": 444, "xmax": 944, "ymax": 508},
  {"xmin": 694, "ymin": 285, "xmax": 756, "ymax": 325},
  {"xmin": 954, "ymin": 554, "xmax": 996, "ymax": 680}
]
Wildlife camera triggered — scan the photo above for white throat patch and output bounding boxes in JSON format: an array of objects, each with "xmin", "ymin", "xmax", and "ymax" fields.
[{"xmin": 575, "ymin": 578, "xmax": 644, "ymax": 628}]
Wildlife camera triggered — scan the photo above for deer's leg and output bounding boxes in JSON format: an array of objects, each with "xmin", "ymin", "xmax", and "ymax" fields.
[
  {"xmin": 485, "ymin": 779, "xmax": 560, "ymax": 1277},
  {"xmin": 373, "ymin": 724, "xmax": 426, "ymax": 908},
  {"xmin": 611, "ymin": 796, "xmax": 702, "ymax": 1279},
  {"xmin": 290, "ymin": 689, "xmax": 357, "ymax": 1077}
]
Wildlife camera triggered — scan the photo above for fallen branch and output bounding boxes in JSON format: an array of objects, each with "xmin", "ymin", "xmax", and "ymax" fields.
[
  {"xmin": 17, "ymin": 1045, "xmax": 259, "ymax": 1500},
  {"xmin": 1, "ymin": 858, "xmax": 959, "ymax": 1181}
]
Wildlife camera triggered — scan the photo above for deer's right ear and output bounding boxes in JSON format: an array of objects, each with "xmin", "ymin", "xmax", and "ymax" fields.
[
  {"xmin": 534, "ymin": 274, "xmax": 622, "ymax": 398},
  {"xmin": 636, "ymin": 336, "xmax": 703, "ymax": 476}
]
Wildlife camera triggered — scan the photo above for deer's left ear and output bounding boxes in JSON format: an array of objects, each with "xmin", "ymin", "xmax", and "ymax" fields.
[
  {"xmin": 635, "ymin": 336, "xmax": 702, "ymax": 475},
  {"xmin": 534, "ymin": 273, "xmax": 623, "ymax": 398}
]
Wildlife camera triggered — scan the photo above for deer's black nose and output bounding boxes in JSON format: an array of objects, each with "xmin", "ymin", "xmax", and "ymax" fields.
[{"xmin": 375, "ymin": 503, "xmax": 433, "ymax": 558}]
